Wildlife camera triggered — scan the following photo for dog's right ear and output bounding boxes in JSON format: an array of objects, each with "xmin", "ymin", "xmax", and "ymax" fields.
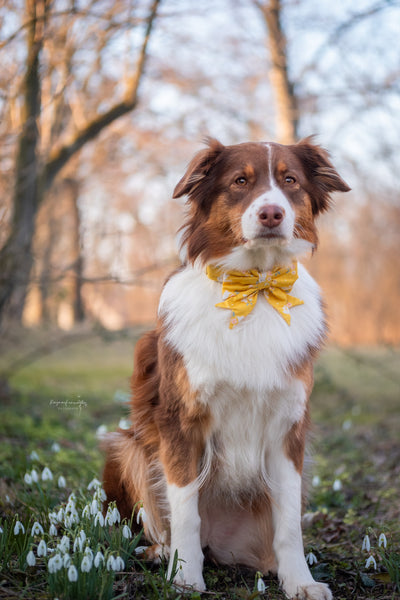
[{"xmin": 173, "ymin": 138, "xmax": 225, "ymax": 199}]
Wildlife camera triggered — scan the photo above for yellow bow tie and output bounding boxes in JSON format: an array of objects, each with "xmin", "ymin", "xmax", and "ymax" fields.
[{"xmin": 206, "ymin": 262, "xmax": 303, "ymax": 328}]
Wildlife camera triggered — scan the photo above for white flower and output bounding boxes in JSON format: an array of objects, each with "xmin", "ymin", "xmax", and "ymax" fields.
[
  {"xmin": 365, "ymin": 555, "xmax": 377, "ymax": 570},
  {"xmin": 67, "ymin": 565, "xmax": 78, "ymax": 582},
  {"xmin": 30, "ymin": 469, "xmax": 39, "ymax": 483},
  {"xmin": 87, "ymin": 478, "xmax": 101, "ymax": 491},
  {"xmin": 96, "ymin": 424, "xmax": 108, "ymax": 438},
  {"xmin": 56, "ymin": 508, "xmax": 64, "ymax": 522},
  {"xmin": 106, "ymin": 555, "xmax": 116, "ymax": 571},
  {"xmin": 113, "ymin": 555, "xmax": 125, "ymax": 571},
  {"xmin": 59, "ymin": 535, "xmax": 70, "ymax": 553},
  {"xmin": 26, "ymin": 550, "xmax": 36, "ymax": 566},
  {"xmin": 48, "ymin": 553, "xmax": 63, "ymax": 573},
  {"xmin": 37, "ymin": 539, "xmax": 47, "ymax": 557},
  {"xmin": 136, "ymin": 506, "xmax": 147, "ymax": 524},
  {"xmin": 306, "ymin": 552, "xmax": 318, "ymax": 566},
  {"xmin": 118, "ymin": 418, "xmax": 130, "ymax": 430},
  {"xmin": 24, "ymin": 473, "xmax": 32, "ymax": 485},
  {"xmin": 90, "ymin": 499, "xmax": 99, "ymax": 516},
  {"xmin": 122, "ymin": 524, "xmax": 132, "ymax": 539},
  {"xmin": 41, "ymin": 467, "xmax": 53, "ymax": 482},
  {"xmin": 29, "ymin": 450, "xmax": 39, "ymax": 461},
  {"xmin": 312, "ymin": 475, "xmax": 321, "ymax": 487},
  {"xmin": 51, "ymin": 442, "xmax": 61, "ymax": 453},
  {"xmin": 332, "ymin": 479, "xmax": 342, "ymax": 491},
  {"xmin": 49, "ymin": 524, "xmax": 57, "ymax": 536},
  {"xmin": 257, "ymin": 575, "xmax": 266, "ymax": 593},
  {"xmin": 95, "ymin": 487, "xmax": 107, "ymax": 502},
  {"xmin": 112, "ymin": 507, "xmax": 121, "ymax": 524},
  {"xmin": 81, "ymin": 555, "xmax": 92, "ymax": 572},
  {"xmin": 48, "ymin": 511, "xmax": 57, "ymax": 525},
  {"xmin": 0, "ymin": 526, "xmax": 3, "ymax": 534},
  {"xmin": 362, "ymin": 535, "xmax": 371, "ymax": 552},
  {"xmin": 342, "ymin": 419, "xmax": 352, "ymax": 431},
  {"xmin": 31, "ymin": 521, "xmax": 44, "ymax": 536},
  {"xmin": 78, "ymin": 529, "xmax": 86, "ymax": 543},
  {"xmin": 82, "ymin": 505, "xmax": 91, "ymax": 519},
  {"xmin": 73, "ymin": 537, "xmax": 83, "ymax": 553},
  {"xmin": 58, "ymin": 476, "xmax": 66, "ymax": 488},
  {"xmin": 94, "ymin": 512, "xmax": 105, "ymax": 527},
  {"xmin": 63, "ymin": 553, "xmax": 71, "ymax": 568},
  {"xmin": 105, "ymin": 507, "xmax": 114, "ymax": 526},
  {"xmin": 378, "ymin": 533, "xmax": 387, "ymax": 548},
  {"xmin": 94, "ymin": 551, "xmax": 104, "ymax": 568},
  {"xmin": 14, "ymin": 520, "xmax": 25, "ymax": 535}
]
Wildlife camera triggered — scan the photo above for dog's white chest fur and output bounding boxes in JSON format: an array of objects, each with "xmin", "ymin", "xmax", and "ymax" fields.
[{"xmin": 159, "ymin": 261, "xmax": 324, "ymax": 394}]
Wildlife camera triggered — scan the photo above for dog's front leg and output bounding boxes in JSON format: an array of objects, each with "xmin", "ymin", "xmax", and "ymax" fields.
[{"xmin": 268, "ymin": 414, "xmax": 332, "ymax": 600}]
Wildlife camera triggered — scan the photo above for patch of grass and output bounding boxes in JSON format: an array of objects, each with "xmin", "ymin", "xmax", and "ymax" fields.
[{"xmin": 0, "ymin": 332, "xmax": 399, "ymax": 599}]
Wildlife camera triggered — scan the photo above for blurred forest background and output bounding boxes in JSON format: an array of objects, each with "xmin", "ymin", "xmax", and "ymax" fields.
[{"xmin": 1, "ymin": 0, "xmax": 400, "ymax": 346}]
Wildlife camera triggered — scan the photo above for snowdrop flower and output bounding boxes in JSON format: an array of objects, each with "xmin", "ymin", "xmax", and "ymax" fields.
[
  {"xmin": 29, "ymin": 450, "xmax": 39, "ymax": 461},
  {"xmin": 94, "ymin": 551, "xmax": 104, "ymax": 568},
  {"xmin": 94, "ymin": 511, "xmax": 104, "ymax": 527},
  {"xmin": 78, "ymin": 530, "xmax": 86, "ymax": 544},
  {"xmin": 82, "ymin": 505, "xmax": 91, "ymax": 519},
  {"xmin": 378, "ymin": 533, "xmax": 387, "ymax": 548},
  {"xmin": 48, "ymin": 553, "xmax": 63, "ymax": 573},
  {"xmin": 87, "ymin": 478, "xmax": 101, "ymax": 491},
  {"xmin": 0, "ymin": 526, "xmax": 3, "ymax": 534},
  {"xmin": 67, "ymin": 565, "xmax": 78, "ymax": 582},
  {"xmin": 30, "ymin": 469, "xmax": 39, "ymax": 483},
  {"xmin": 306, "ymin": 552, "xmax": 318, "ymax": 566},
  {"xmin": 24, "ymin": 473, "xmax": 32, "ymax": 485},
  {"xmin": 113, "ymin": 555, "xmax": 125, "ymax": 571},
  {"xmin": 90, "ymin": 499, "xmax": 99, "ymax": 516},
  {"xmin": 81, "ymin": 555, "xmax": 92, "ymax": 573},
  {"xmin": 49, "ymin": 524, "xmax": 57, "ymax": 536},
  {"xmin": 51, "ymin": 442, "xmax": 61, "ymax": 453},
  {"xmin": 122, "ymin": 524, "xmax": 132, "ymax": 539},
  {"xmin": 136, "ymin": 506, "xmax": 147, "ymax": 524},
  {"xmin": 312, "ymin": 475, "xmax": 321, "ymax": 487},
  {"xmin": 365, "ymin": 555, "xmax": 377, "ymax": 570},
  {"xmin": 112, "ymin": 506, "xmax": 120, "ymax": 524},
  {"xmin": 31, "ymin": 522, "xmax": 44, "ymax": 536},
  {"xmin": 106, "ymin": 555, "xmax": 116, "ymax": 571},
  {"xmin": 332, "ymin": 479, "xmax": 342, "ymax": 492},
  {"xmin": 48, "ymin": 511, "xmax": 57, "ymax": 525},
  {"xmin": 5, "ymin": 495, "xmax": 11, "ymax": 504},
  {"xmin": 26, "ymin": 550, "xmax": 36, "ymax": 567},
  {"xmin": 37, "ymin": 539, "xmax": 47, "ymax": 557},
  {"xmin": 362, "ymin": 535, "xmax": 371, "ymax": 552},
  {"xmin": 57, "ymin": 476, "xmax": 66, "ymax": 488},
  {"xmin": 118, "ymin": 418, "xmax": 130, "ymax": 430},
  {"xmin": 73, "ymin": 537, "xmax": 83, "ymax": 553},
  {"xmin": 14, "ymin": 521, "xmax": 25, "ymax": 535},
  {"xmin": 257, "ymin": 574, "xmax": 266, "ymax": 593},
  {"xmin": 56, "ymin": 508, "xmax": 64, "ymax": 522},
  {"xmin": 105, "ymin": 507, "xmax": 114, "ymax": 526},
  {"xmin": 134, "ymin": 546, "xmax": 148, "ymax": 555},
  {"xmin": 59, "ymin": 535, "xmax": 70, "ymax": 553},
  {"xmin": 342, "ymin": 419, "xmax": 352, "ymax": 431},
  {"xmin": 41, "ymin": 467, "xmax": 53, "ymax": 482},
  {"xmin": 96, "ymin": 424, "xmax": 108, "ymax": 438},
  {"xmin": 63, "ymin": 553, "xmax": 71, "ymax": 568}
]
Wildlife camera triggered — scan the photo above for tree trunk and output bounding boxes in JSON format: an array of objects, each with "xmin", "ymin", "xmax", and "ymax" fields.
[
  {"xmin": 68, "ymin": 179, "xmax": 85, "ymax": 323},
  {"xmin": 257, "ymin": 0, "xmax": 298, "ymax": 144},
  {"xmin": 0, "ymin": 0, "xmax": 46, "ymax": 326}
]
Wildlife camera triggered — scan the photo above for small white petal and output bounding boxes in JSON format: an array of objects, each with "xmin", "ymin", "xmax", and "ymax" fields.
[
  {"xmin": 24, "ymin": 473, "xmax": 32, "ymax": 485},
  {"xmin": 134, "ymin": 546, "xmax": 148, "ymax": 555},
  {"xmin": 257, "ymin": 576, "xmax": 266, "ymax": 593},
  {"xmin": 312, "ymin": 475, "xmax": 321, "ymax": 487},
  {"xmin": 136, "ymin": 506, "xmax": 147, "ymax": 524},
  {"xmin": 58, "ymin": 476, "xmax": 66, "ymax": 488},
  {"xmin": 94, "ymin": 512, "xmax": 105, "ymax": 527},
  {"xmin": 112, "ymin": 507, "xmax": 121, "ymax": 524},
  {"xmin": 59, "ymin": 535, "xmax": 70, "ymax": 553},
  {"xmin": 56, "ymin": 508, "xmax": 64, "ymax": 522},
  {"xmin": 30, "ymin": 469, "xmax": 39, "ymax": 483},
  {"xmin": 81, "ymin": 555, "xmax": 92, "ymax": 573},
  {"xmin": 49, "ymin": 523, "xmax": 57, "ymax": 536},
  {"xmin": 96, "ymin": 424, "xmax": 108, "ymax": 438},
  {"xmin": 63, "ymin": 553, "xmax": 71, "ymax": 568},
  {"xmin": 122, "ymin": 524, "xmax": 132, "ymax": 539},
  {"xmin": 41, "ymin": 467, "xmax": 53, "ymax": 482},
  {"xmin": 48, "ymin": 553, "xmax": 62, "ymax": 573},
  {"xmin": 82, "ymin": 505, "xmax": 91, "ymax": 519},
  {"xmin": 365, "ymin": 555, "xmax": 377, "ymax": 570},
  {"xmin": 37, "ymin": 539, "xmax": 47, "ymax": 557},
  {"xmin": 306, "ymin": 552, "xmax": 318, "ymax": 566},
  {"xmin": 87, "ymin": 478, "xmax": 101, "ymax": 491},
  {"xmin": 118, "ymin": 418, "xmax": 131, "ymax": 430},
  {"xmin": 114, "ymin": 556, "xmax": 124, "ymax": 571},
  {"xmin": 332, "ymin": 479, "xmax": 342, "ymax": 491},
  {"xmin": 51, "ymin": 442, "xmax": 61, "ymax": 452},
  {"xmin": 79, "ymin": 530, "xmax": 86, "ymax": 543},
  {"xmin": 90, "ymin": 499, "xmax": 99, "ymax": 516},
  {"xmin": 26, "ymin": 550, "xmax": 36, "ymax": 566},
  {"xmin": 68, "ymin": 565, "xmax": 78, "ymax": 582},
  {"xmin": 378, "ymin": 533, "xmax": 387, "ymax": 548},
  {"xmin": 362, "ymin": 535, "xmax": 371, "ymax": 552},
  {"xmin": 31, "ymin": 521, "xmax": 44, "ymax": 536},
  {"xmin": 29, "ymin": 451, "xmax": 39, "ymax": 461},
  {"xmin": 14, "ymin": 521, "xmax": 25, "ymax": 535},
  {"xmin": 0, "ymin": 526, "xmax": 3, "ymax": 534},
  {"xmin": 73, "ymin": 537, "xmax": 83, "ymax": 552},
  {"xmin": 106, "ymin": 555, "xmax": 116, "ymax": 571},
  {"xmin": 94, "ymin": 551, "xmax": 104, "ymax": 568}
]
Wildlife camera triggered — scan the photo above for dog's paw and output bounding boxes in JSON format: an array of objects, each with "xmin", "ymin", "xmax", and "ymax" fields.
[
  {"xmin": 173, "ymin": 569, "xmax": 206, "ymax": 592},
  {"xmin": 284, "ymin": 581, "xmax": 332, "ymax": 600}
]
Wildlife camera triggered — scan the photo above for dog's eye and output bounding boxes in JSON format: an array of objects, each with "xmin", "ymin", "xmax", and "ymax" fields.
[
  {"xmin": 235, "ymin": 177, "xmax": 247, "ymax": 186},
  {"xmin": 285, "ymin": 175, "xmax": 296, "ymax": 184}
]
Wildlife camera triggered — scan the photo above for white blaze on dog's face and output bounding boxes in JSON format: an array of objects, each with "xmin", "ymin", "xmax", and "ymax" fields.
[{"xmin": 173, "ymin": 138, "xmax": 350, "ymax": 266}]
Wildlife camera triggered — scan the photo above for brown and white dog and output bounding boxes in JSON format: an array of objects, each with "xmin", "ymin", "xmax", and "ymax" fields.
[{"xmin": 103, "ymin": 138, "xmax": 350, "ymax": 599}]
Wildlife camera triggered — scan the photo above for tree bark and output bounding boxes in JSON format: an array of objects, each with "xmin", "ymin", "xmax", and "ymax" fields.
[
  {"xmin": 0, "ymin": 0, "xmax": 161, "ymax": 329},
  {"xmin": 256, "ymin": 0, "xmax": 298, "ymax": 144}
]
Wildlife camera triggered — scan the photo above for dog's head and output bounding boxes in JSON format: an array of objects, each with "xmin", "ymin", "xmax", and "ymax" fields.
[{"xmin": 174, "ymin": 138, "xmax": 350, "ymax": 267}]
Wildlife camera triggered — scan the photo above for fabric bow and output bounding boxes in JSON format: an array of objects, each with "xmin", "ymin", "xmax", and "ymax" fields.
[{"xmin": 206, "ymin": 261, "xmax": 303, "ymax": 328}]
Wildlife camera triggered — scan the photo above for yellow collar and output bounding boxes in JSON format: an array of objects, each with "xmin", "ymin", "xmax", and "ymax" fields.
[{"xmin": 206, "ymin": 261, "xmax": 303, "ymax": 328}]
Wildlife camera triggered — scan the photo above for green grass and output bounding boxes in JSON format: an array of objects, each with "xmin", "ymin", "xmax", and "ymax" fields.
[{"xmin": 0, "ymin": 329, "xmax": 399, "ymax": 599}]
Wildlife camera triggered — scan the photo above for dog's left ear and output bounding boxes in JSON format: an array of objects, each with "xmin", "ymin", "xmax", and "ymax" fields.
[
  {"xmin": 173, "ymin": 138, "xmax": 225, "ymax": 200},
  {"xmin": 293, "ymin": 137, "xmax": 351, "ymax": 215}
]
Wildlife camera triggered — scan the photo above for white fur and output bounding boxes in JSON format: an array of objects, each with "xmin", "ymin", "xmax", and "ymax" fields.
[{"xmin": 167, "ymin": 481, "xmax": 205, "ymax": 591}]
